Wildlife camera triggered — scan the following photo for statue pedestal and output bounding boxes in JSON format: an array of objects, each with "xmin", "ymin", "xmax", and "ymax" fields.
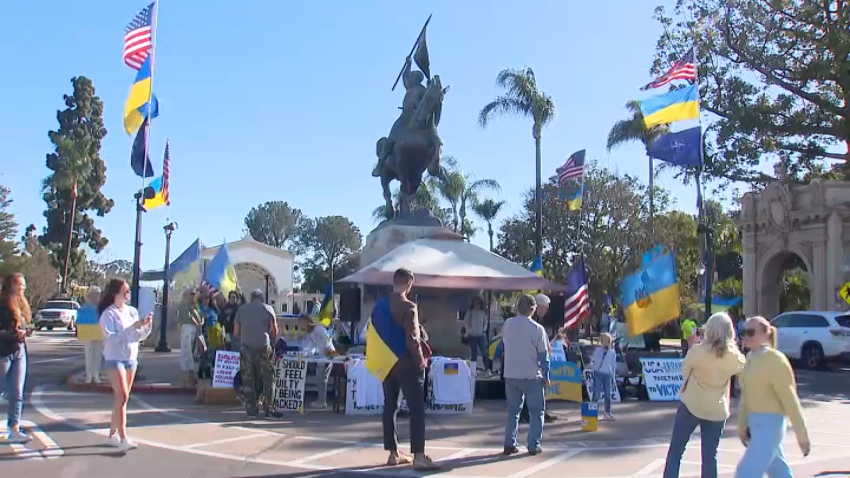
[{"xmin": 360, "ymin": 220, "xmax": 453, "ymax": 268}]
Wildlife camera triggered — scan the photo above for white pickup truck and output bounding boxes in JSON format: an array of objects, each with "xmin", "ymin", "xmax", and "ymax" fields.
[{"xmin": 34, "ymin": 299, "xmax": 80, "ymax": 331}]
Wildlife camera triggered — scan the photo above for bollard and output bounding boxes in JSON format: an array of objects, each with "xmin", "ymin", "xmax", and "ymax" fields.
[{"xmin": 581, "ymin": 401, "xmax": 598, "ymax": 432}]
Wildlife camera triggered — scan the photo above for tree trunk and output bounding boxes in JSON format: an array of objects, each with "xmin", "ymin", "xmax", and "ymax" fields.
[
  {"xmin": 533, "ymin": 125, "xmax": 543, "ymax": 268},
  {"xmin": 488, "ymin": 223, "xmax": 494, "ymax": 252}
]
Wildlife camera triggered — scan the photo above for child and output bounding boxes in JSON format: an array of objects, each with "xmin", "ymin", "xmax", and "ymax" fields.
[{"xmin": 590, "ymin": 332, "xmax": 617, "ymax": 421}]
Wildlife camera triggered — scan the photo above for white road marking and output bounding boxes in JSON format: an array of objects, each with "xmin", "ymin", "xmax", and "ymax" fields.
[
  {"xmin": 439, "ymin": 448, "xmax": 478, "ymax": 461},
  {"xmin": 681, "ymin": 460, "xmax": 734, "ymax": 469},
  {"xmin": 631, "ymin": 458, "xmax": 665, "ymax": 476},
  {"xmin": 8, "ymin": 442, "xmax": 45, "ymax": 461},
  {"xmin": 288, "ymin": 443, "xmax": 372, "ymax": 465},
  {"xmin": 29, "ymin": 356, "xmax": 80, "ymax": 365},
  {"xmin": 22, "ymin": 420, "xmax": 64, "ymax": 460},
  {"xmin": 184, "ymin": 433, "xmax": 270, "ymax": 449},
  {"xmin": 506, "ymin": 449, "xmax": 584, "ymax": 478}
]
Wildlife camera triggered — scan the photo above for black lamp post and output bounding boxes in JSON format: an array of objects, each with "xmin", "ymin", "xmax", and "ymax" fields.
[
  {"xmin": 697, "ymin": 223, "xmax": 715, "ymax": 322},
  {"xmin": 155, "ymin": 222, "xmax": 178, "ymax": 353}
]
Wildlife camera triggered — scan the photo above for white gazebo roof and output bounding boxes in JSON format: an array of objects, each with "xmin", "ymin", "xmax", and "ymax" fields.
[{"xmin": 338, "ymin": 238, "xmax": 566, "ymax": 291}]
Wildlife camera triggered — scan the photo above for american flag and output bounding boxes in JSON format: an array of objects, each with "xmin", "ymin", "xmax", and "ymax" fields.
[
  {"xmin": 161, "ymin": 141, "xmax": 170, "ymax": 205},
  {"xmin": 124, "ymin": 3, "xmax": 155, "ymax": 70},
  {"xmin": 640, "ymin": 50, "xmax": 696, "ymax": 91},
  {"xmin": 556, "ymin": 150, "xmax": 586, "ymax": 184},
  {"xmin": 563, "ymin": 256, "xmax": 590, "ymax": 329}
]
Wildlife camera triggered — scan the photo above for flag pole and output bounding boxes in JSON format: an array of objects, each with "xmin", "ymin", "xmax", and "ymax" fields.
[
  {"xmin": 131, "ymin": 0, "xmax": 159, "ymax": 308},
  {"xmin": 692, "ymin": 44, "xmax": 713, "ymax": 322}
]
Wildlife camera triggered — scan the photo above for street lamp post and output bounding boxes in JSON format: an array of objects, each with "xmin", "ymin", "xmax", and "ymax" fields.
[
  {"xmin": 155, "ymin": 222, "xmax": 178, "ymax": 353},
  {"xmin": 697, "ymin": 223, "xmax": 715, "ymax": 322}
]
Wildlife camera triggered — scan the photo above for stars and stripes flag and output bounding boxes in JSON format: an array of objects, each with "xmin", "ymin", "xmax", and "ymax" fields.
[
  {"xmin": 640, "ymin": 49, "xmax": 696, "ymax": 91},
  {"xmin": 563, "ymin": 256, "xmax": 590, "ymax": 329},
  {"xmin": 161, "ymin": 141, "xmax": 170, "ymax": 205},
  {"xmin": 124, "ymin": 3, "xmax": 155, "ymax": 70},
  {"xmin": 556, "ymin": 150, "xmax": 586, "ymax": 185}
]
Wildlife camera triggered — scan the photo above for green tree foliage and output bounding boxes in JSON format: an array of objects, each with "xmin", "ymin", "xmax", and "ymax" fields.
[
  {"xmin": 372, "ymin": 180, "xmax": 449, "ymax": 225},
  {"xmin": 472, "ymin": 198, "xmax": 506, "ymax": 251},
  {"xmin": 479, "ymin": 67, "xmax": 555, "ymax": 151},
  {"xmin": 39, "ymin": 77, "xmax": 113, "ymax": 283},
  {"xmin": 653, "ymin": 1, "xmax": 850, "ymax": 182},
  {"xmin": 0, "ymin": 184, "xmax": 21, "ymax": 276},
  {"xmin": 297, "ymin": 216, "xmax": 362, "ymax": 284},
  {"xmin": 300, "ymin": 254, "xmax": 358, "ymax": 293},
  {"xmin": 432, "ymin": 157, "xmax": 500, "ymax": 239},
  {"xmin": 244, "ymin": 201, "xmax": 304, "ymax": 250}
]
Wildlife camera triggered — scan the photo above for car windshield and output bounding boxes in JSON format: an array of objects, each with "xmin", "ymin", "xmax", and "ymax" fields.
[
  {"xmin": 836, "ymin": 315, "xmax": 850, "ymax": 328},
  {"xmin": 42, "ymin": 301, "xmax": 76, "ymax": 310}
]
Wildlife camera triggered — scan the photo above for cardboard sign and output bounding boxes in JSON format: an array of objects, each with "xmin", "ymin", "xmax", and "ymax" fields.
[
  {"xmin": 545, "ymin": 361, "xmax": 583, "ymax": 402},
  {"xmin": 640, "ymin": 357, "xmax": 684, "ymax": 401},
  {"xmin": 75, "ymin": 306, "xmax": 102, "ymax": 341},
  {"xmin": 273, "ymin": 358, "xmax": 307, "ymax": 413},
  {"xmin": 582, "ymin": 369, "xmax": 621, "ymax": 403},
  {"xmin": 212, "ymin": 351, "xmax": 240, "ymax": 388}
]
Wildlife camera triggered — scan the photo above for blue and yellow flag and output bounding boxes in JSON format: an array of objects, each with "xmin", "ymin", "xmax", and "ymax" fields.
[
  {"xmin": 170, "ymin": 239, "xmax": 202, "ymax": 289},
  {"xmin": 565, "ymin": 179, "xmax": 583, "ymax": 211},
  {"xmin": 488, "ymin": 334, "xmax": 503, "ymax": 360},
  {"xmin": 316, "ymin": 284, "xmax": 334, "ymax": 327},
  {"xmin": 365, "ymin": 297, "xmax": 404, "ymax": 381},
  {"xmin": 530, "ymin": 256, "xmax": 543, "ymax": 276},
  {"xmin": 144, "ymin": 141, "xmax": 170, "ymax": 210},
  {"xmin": 203, "ymin": 243, "xmax": 238, "ymax": 298},
  {"xmin": 638, "ymin": 83, "xmax": 699, "ymax": 128},
  {"xmin": 619, "ymin": 245, "xmax": 681, "ymax": 336},
  {"xmin": 124, "ymin": 55, "xmax": 159, "ymax": 134}
]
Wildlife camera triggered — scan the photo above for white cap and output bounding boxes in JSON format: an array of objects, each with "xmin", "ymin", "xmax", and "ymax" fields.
[{"xmin": 534, "ymin": 294, "xmax": 551, "ymax": 307}]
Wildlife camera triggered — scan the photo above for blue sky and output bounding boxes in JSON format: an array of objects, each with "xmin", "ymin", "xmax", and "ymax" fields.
[{"xmin": 0, "ymin": 0, "xmax": 703, "ymax": 271}]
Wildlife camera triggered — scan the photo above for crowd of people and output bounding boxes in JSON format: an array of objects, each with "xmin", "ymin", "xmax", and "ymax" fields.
[{"xmin": 0, "ymin": 269, "xmax": 813, "ymax": 476}]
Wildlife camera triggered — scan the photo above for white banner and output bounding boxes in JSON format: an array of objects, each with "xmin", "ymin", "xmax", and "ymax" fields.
[
  {"xmin": 273, "ymin": 357, "xmax": 307, "ymax": 413},
  {"xmin": 582, "ymin": 369, "xmax": 621, "ymax": 403},
  {"xmin": 212, "ymin": 351, "xmax": 240, "ymax": 388},
  {"xmin": 639, "ymin": 357, "xmax": 684, "ymax": 401}
]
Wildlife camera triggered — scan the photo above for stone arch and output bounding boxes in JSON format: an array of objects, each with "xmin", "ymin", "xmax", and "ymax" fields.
[
  {"xmin": 234, "ymin": 262, "xmax": 278, "ymax": 298},
  {"xmin": 756, "ymin": 245, "xmax": 812, "ymax": 319}
]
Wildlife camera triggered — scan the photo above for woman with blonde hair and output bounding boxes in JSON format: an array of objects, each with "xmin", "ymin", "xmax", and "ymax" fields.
[
  {"xmin": 663, "ymin": 312, "xmax": 746, "ymax": 478},
  {"xmin": 177, "ymin": 288, "xmax": 203, "ymax": 386},
  {"xmin": 735, "ymin": 316, "xmax": 810, "ymax": 477}
]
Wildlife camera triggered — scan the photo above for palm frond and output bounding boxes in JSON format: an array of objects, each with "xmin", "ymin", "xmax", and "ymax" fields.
[{"xmin": 478, "ymin": 96, "xmax": 530, "ymax": 128}]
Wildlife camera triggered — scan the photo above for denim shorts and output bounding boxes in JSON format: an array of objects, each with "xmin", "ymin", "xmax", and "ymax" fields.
[{"xmin": 104, "ymin": 359, "xmax": 138, "ymax": 371}]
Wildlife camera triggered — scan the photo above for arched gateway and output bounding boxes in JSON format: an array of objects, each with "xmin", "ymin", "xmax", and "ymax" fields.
[{"xmin": 738, "ymin": 179, "xmax": 850, "ymax": 318}]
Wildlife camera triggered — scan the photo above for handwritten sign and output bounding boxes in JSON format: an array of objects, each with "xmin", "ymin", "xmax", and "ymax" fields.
[
  {"xmin": 345, "ymin": 360, "xmax": 385, "ymax": 415},
  {"xmin": 546, "ymin": 361, "xmax": 582, "ymax": 402},
  {"xmin": 75, "ymin": 306, "xmax": 102, "ymax": 341},
  {"xmin": 212, "ymin": 351, "xmax": 240, "ymax": 388},
  {"xmin": 639, "ymin": 357, "xmax": 683, "ymax": 401},
  {"xmin": 582, "ymin": 369, "xmax": 621, "ymax": 403},
  {"xmin": 273, "ymin": 358, "xmax": 307, "ymax": 413}
]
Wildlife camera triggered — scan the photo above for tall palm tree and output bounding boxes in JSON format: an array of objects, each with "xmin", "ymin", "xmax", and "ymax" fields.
[
  {"xmin": 472, "ymin": 198, "xmax": 506, "ymax": 251},
  {"xmin": 607, "ymin": 100, "xmax": 669, "ymax": 230},
  {"xmin": 433, "ymin": 157, "xmax": 500, "ymax": 239},
  {"xmin": 478, "ymin": 67, "xmax": 555, "ymax": 262}
]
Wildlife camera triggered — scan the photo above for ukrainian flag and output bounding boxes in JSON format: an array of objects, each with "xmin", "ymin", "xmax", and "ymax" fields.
[
  {"xmin": 565, "ymin": 179, "xmax": 583, "ymax": 211},
  {"xmin": 638, "ymin": 83, "xmax": 699, "ymax": 128},
  {"xmin": 365, "ymin": 297, "xmax": 404, "ymax": 381},
  {"xmin": 124, "ymin": 55, "xmax": 159, "ymax": 135},
  {"xmin": 316, "ymin": 284, "xmax": 334, "ymax": 327},
  {"xmin": 488, "ymin": 334, "xmax": 503, "ymax": 360},
  {"xmin": 75, "ymin": 304, "xmax": 102, "ymax": 341},
  {"xmin": 204, "ymin": 243, "xmax": 238, "ymax": 298},
  {"xmin": 143, "ymin": 176, "xmax": 167, "ymax": 210},
  {"xmin": 530, "ymin": 256, "xmax": 543, "ymax": 276},
  {"xmin": 620, "ymin": 245, "xmax": 681, "ymax": 336},
  {"xmin": 170, "ymin": 239, "xmax": 202, "ymax": 289}
]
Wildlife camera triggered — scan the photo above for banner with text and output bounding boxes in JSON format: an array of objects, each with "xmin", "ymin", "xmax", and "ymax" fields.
[
  {"xmin": 546, "ymin": 361, "xmax": 583, "ymax": 402},
  {"xmin": 639, "ymin": 357, "xmax": 684, "ymax": 401},
  {"xmin": 273, "ymin": 358, "xmax": 307, "ymax": 413},
  {"xmin": 582, "ymin": 369, "xmax": 622, "ymax": 403},
  {"xmin": 212, "ymin": 351, "xmax": 240, "ymax": 388}
]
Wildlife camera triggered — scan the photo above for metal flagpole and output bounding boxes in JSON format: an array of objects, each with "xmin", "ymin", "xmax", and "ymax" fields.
[{"xmin": 692, "ymin": 44, "xmax": 713, "ymax": 322}]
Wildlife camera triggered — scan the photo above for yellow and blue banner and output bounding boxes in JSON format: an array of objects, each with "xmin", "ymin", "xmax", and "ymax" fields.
[
  {"xmin": 530, "ymin": 256, "xmax": 543, "ymax": 276},
  {"xmin": 365, "ymin": 297, "xmax": 402, "ymax": 381},
  {"xmin": 565, "ymin": 179, "xmax": 583, "ymax": 211},
  {"xmin": 638, "ymin": 83, "xmax": 699, "ymax": 128},
  {"xmin": 444, "ymin": 363, "xmax": 459, "ymax": 375},
  {"xmin": 316, "ymin": 284, "xmax": 334, "ymax": 327},
  {"xmin": 581, "ymin": 402, "xmax": 599, "ymax": 431},
  {"xmin": 144, "ymin": 141, "xmax": 170, "ymax": 210},
  {"xmin": 203, "ymin": 243, "xmax": 239, "ymax": 298},
  {"xmin": 124, "ymin": 55, "xmax": 159, "ymax": 135},
  {"xmin": 171, "ymin": 239, "xmax": 202, "ymax": 289},
  {"xmin": 75, "ymin": 304, "xmax": 102, "ymax": 341},
  {"xmin": 545, "ymin": 361, "xmax": 583, "ymax": 402},
  {"xmin": 488, "ymin": 334, "xmax": 503, "ymax": 360},
  {"xmin": 620, "ymin": 245, "xmax": 681, "ymax": 336}
]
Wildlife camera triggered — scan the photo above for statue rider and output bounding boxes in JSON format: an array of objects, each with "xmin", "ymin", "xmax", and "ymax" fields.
[{"xmin": 372, "ymin": 58, "xmax": 427, "ymax": 177}]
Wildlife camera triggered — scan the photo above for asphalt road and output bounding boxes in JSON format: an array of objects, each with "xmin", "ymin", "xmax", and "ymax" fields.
[{"xmin": 4, "ymin": 331, "xmax": 850, "ymax": 478}]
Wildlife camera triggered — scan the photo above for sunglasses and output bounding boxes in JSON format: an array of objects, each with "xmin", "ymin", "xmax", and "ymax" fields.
[{"xmin": 742, "ymin": 328, "xmax": 758, "ymax": 337}]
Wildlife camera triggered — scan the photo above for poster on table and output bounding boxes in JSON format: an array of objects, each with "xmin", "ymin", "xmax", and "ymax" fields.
[
  {"xmin": 75, "ymin": 305, "xmax": 102, "ymax": 341},
  {"xmin": 425, "ymin": 359, "xmax": 475, "ymax": 415},
  {"xmin": 273, "ymin": 357, "xmax": 307, "ymax": 413},
  {"xmin": 545, "ymin": 361, "xmax": 583, "ymax": 402},
  {"xmin": 582, "ymin": 369, "xmax": 622, "ymax": 403},
  {"xmin": 211, "ymin": 351, "xmax": 240, "ymax": 388},
  {"xmin": 639, "ymin": 357, "xmax": 684, "ymax": 401},
  {"xmin": 345, "ymin": 359, "xmax": 385, "ymax": 415}
]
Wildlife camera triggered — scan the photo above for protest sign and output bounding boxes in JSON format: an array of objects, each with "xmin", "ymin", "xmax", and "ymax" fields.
[
  {"xmin": 545, "ymin": 361, "xmax": 582, "ymax": 402},
  {"xmin": 273, "ymin": 357, "xmax": 307, "ymax": 413},
  {"xmin": 211, "ymin": 351, "xmax": 240, "ymax": 388},
  {"xmin": 582, "ymin": 369, "xmax": 621, "ymax": 403},
  {"xmin": 639, "ymin": 357, "xmax": 683, "ymax": 401}
]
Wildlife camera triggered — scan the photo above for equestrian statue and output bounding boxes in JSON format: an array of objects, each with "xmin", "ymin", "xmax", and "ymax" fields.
[{"xmin": 373, "ymin": 15, "xmax": 448, "ymax": 220}]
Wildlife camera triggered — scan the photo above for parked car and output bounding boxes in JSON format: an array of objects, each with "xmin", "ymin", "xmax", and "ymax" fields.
[
  {"xmin": 34, "ymin": 299, "xmax": 80, "ymax": 331},
  {"xmin": 770, "ymin": 311, "xmax": 850, "ymax": 369}
]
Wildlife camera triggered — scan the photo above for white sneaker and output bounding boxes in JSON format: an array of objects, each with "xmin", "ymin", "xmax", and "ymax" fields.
[
  {"xmin": 119, "ymin": 438, "xmax": 139, "ymax": 451},
  {"xmin": 311, "ymin": 401, "xmax": 328, "ymax": 410},
  {"xmin": 107, "ymin": 435, "xmax": 121, "ymax": 447},
  {"xmin": 7, "ymin": 430, "xmax": 32, "ymax": 443},
  {"xmin": 604, "ymin": 412, "xmax": 616, "ymax": 421}
]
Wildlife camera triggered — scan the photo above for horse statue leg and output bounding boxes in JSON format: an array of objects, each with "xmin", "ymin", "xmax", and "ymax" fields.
[
  {"xmin": 399, "ymin": 177, "xmax": 411, "ymax": 215},
  {"xmin": 381, "ymin": 173, "xmax": 395, "ymax": 218},
  {"xmin": 426, "ymin": 138, "xmax": 445, "ymax": 181}
]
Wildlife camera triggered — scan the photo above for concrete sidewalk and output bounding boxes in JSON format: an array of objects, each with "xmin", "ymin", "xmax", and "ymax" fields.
[{"xmin": 67, "ymin": 347, "xmax": 196, "ymax": 395}]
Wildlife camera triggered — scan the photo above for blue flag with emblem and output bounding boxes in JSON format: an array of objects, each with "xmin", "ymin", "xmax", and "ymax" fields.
[{"xmin": 646, "ymin": 126, "xmax": 702, "ymax": 167}]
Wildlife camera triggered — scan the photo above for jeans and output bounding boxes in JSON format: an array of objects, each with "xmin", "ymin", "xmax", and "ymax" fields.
[
  {"xmin": 103, "ymin": 359, "xmax": 138, "ymax": 371},
  {"xmin": 382, "ymin": 362, "xmax": 426, "ymax": 453},
  {"xmin": 504, "ymin": 378, "xmax": 545, "ymax": 451},
  {"xmin": 663, "ymin": 403, "xmax": 725, "ymax": 478},
  {"xmin": 592, "ymin": 371, "xmax": 613, "ymax": 414},
  {"xmin": 735, "ymin": 412, "xmax": 793, "ymax": 478},
  {"xmin": 468, "ymin": 335, "xmax": 489, "ymax": 369},
  {"xmin": 308, "ymin": 361, "xmax": 332, "ymax": 404},
  {"xmin": 0, "ymin": 345, "xmax": 27, "ymax": 429}
]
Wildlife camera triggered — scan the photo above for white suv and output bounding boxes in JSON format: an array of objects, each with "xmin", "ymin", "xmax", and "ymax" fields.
[
  {"xmin": 34, "ymin": 299, "xmax": 80, "ymax": 331},
  {"xmin": 770, "ymin": 311, "xmax": 850, "ymax": 369}
]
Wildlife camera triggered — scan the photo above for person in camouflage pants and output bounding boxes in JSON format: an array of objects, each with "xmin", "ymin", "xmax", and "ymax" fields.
[
  {"xmin": 234, "ymin": 289, "xmax": 282, "ymax": 419},
  {"xmin": 241, "ymin": 344, "xmax": 276, "ymax": 415}
]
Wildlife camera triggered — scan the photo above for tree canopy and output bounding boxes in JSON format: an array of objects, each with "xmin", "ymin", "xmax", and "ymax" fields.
[
  {"xmin": 244, "ymin": 201, "xmax": 304, "ymax": 251},
  {"xmin": 0, "ymin": 184, "xmax": 20, "ymax": 276},
  {"xmin": 297, "ymin": 215, "xmax": 362, "ymax": 285},
  {"xmin": 39, "ymin": 77, "xmax": 113, "ymax": 283},
  {"xmin": 653, "ymin": 0, "xmax": 850, "ymax": 182}
]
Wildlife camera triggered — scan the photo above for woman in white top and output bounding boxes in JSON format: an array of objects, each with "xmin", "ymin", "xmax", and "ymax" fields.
[
  {"xmin": 590, "ymin": 333, "xmax": 618, "ymax": 420},
  {"xmin": 98, "ymin": 279, "xmax": 153, "ymax": 451}
]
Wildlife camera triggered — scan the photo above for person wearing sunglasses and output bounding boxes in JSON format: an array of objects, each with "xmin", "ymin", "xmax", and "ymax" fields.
[{"xmin": 735, "ymin": 316, "xmax": 810, "ymax": 477}]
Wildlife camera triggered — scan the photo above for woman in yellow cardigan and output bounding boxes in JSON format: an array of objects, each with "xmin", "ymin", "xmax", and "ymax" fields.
[{"xmin": 736, "ymin": 316, "xmax": 810, "ymax": 477}]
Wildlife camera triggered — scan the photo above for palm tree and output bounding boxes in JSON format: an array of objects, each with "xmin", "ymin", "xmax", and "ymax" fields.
[
  {"xmin": 433, "ymin": 157, "xmax": 500, "ymax": 239},
  {"xmin": 472, "ymin": 198, "xmax": 506, "ymax": 251},
  {"xmin": 371, "ymin": 182, "xmax": 447, "ymax": 224},
  {"xmin": 478, "ymin": 67, "xmax": 555, "ymax": 262},
  {"xmin": 607, "ymin": 100, "xmax": 669, "ymax": 229}
]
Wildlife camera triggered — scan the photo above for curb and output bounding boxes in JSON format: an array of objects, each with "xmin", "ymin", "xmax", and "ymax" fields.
[{"xmin": 67, "ymin": 376, "xmax": 196, "ymax": 395}]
